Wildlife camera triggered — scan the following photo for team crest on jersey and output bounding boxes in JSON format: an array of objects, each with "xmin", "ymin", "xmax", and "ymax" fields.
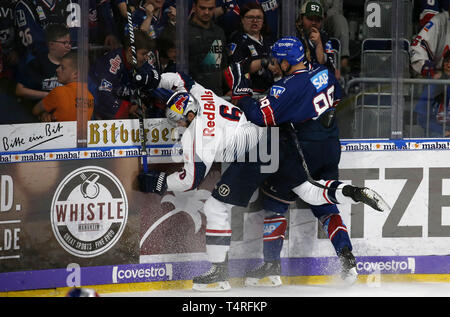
[
  {"xmin": 99, "ymin": 79, "xmax": 113, "ymax": 92},
  {"xmin": 36, "ymin": 6, "xmax": 46, "ymax": 20},
  {"xmin": 325, "ymin": 40, "xmax": 333, "ymax": 54},
  {"xmin": 423, "ymin": 21, "xmax": 434, "ymax": 32},
  {"xmin": 311, "ymin": 69, "xmax": 329, "ymax": 92},
  {"xmin": 270, "ymin": 85, "xmax": 285, "ymax": 99},
  {"xmin": 229, "ymin": 43, "xmax": 237, "ymax": 55},
  {"xmin": 109, "ymin": 55, "xmax": 122, "ymax": 74},
  {"xmin": 248, "ymin": 45, "xmax": 258, "ymax": 57}
]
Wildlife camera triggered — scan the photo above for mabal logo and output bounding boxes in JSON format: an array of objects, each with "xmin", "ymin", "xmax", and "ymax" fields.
[{"xmin": 51, "ymin": 166, "xmax": 128, "ymax": 257}]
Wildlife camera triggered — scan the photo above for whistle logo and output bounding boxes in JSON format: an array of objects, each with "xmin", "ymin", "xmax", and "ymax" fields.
[
  {"xmin": 51, "ymin": 166, "xmax": 128, "ymax": 258},
  {"xmin": 80, "ymin": 173, "xmax": 100, "ymax": 199}
]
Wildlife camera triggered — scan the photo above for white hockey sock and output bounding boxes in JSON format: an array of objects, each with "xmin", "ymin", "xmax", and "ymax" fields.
[{"xmin": 203, "ymin": 196, "xmax": 233, "ymax": 263}]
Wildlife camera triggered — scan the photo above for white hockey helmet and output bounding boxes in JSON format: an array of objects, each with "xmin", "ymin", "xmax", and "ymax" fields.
[{"xmin": 165, "ymin": 91, "xmax": 199, "ymax": 125}]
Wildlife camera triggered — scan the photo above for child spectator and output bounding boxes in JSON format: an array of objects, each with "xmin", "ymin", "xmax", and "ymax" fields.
[
  {"xmin": 15, "ymin": 23, "xmax": 71, "ymax": 119},
  {"xmin": 32, "ymin": 51, "xmax": 94, "ymax": 122}
]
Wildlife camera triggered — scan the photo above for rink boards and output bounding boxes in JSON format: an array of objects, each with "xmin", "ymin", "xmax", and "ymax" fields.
[{"xmin": 1, "ymin": 120, "xmax": 450, "ymax": 294}]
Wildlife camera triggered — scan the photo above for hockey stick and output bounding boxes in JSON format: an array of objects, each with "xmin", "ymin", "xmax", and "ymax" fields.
[
  {"xmin": 286, "ymin": 123, "xmax": 341, "ymax": 191},
  {"xmin": 126, "ymin": 0, "xmax": 148, "ymax": 173}
]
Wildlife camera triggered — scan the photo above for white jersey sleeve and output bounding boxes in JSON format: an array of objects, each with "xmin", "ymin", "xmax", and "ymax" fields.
[{"xmin": 410, "ymin": 11, "xmax": 450, "ymax": 74}]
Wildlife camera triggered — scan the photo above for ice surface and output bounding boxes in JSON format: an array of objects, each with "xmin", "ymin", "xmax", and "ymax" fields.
[{"xmin": 103, "ymin": 281, "xmax": 450, "ymax": 297}]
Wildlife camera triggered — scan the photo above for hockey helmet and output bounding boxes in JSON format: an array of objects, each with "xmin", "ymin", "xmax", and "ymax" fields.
[
  {"xmin": 271, "ymin": 36, "xmax": 305, "ymax": 65},
  {"xmin": 165, "ymin": 91, "xmax": 199, "ymax": 125}
]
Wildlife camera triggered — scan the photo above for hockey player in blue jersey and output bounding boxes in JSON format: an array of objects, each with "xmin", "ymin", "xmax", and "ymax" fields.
[{"xmin": 227, "ymin": 36, "xmax": 390, "ymax": 286}]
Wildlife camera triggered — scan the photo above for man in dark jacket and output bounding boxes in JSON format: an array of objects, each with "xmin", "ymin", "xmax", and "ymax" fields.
[{"xmin": 188, "ymin": 0, "xmax": 228, "ymax": 96}]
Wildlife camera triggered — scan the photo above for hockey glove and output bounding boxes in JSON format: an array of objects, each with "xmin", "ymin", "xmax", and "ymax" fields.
[
  {"xmin": 133, "ymin": 62, "xmax": 161, "ymax": 90},
  {"xmin": 138, "ymin": 170, "xmax": 168, "ymax": 195},
  {"xmin": 421, "ymin": 60, "xmax": 436, "ymax": 78},
  {"xmin": 224, "ymin": 63, "xmax": 253, "ymax": 101}
]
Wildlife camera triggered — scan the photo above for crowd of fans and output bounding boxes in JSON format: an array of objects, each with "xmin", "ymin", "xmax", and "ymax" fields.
[{"xmin": 0, "ymin": 0, "xmax": 448, "ymax": 127}]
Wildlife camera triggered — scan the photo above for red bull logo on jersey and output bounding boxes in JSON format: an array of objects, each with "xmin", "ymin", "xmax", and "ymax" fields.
[{"xmin": 201, "ymin": 91, "xmax": 216, "ymax": 137}]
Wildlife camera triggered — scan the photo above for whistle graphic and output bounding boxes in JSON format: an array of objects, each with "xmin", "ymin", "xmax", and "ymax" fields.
[{"xmin": 80, "ymin": 173, "xmax": 100, "ymax": 199}]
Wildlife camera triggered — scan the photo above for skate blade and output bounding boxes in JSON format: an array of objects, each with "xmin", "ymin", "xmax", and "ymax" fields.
[
  {"xmin": 341, "ymin": 268, "xmax": 358, "ymax": 285},
  {"xmin": 363, "ymin": 188, "xmax": 391, "ymax": 212},
  {"xmin": 244, "ymin": 276, "xmax": 282, "ymax": 287},
  {"xmin": 192, "ymin": 281, "xmax": 231, "ymax": 292}
]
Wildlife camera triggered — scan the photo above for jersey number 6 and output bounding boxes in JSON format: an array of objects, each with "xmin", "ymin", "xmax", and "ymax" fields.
[{"xmin": 220, "ymin": 105, "xmax": 242, "ymax": 121}]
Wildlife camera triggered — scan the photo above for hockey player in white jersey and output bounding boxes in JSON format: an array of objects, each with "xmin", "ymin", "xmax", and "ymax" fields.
[
  {"xmin": 410, "ymin": 3, "xmax": 450, "ymax": 77},
  {"xmin": 138, "ymin": 70, "xmax": 390, "ymax": 291}
]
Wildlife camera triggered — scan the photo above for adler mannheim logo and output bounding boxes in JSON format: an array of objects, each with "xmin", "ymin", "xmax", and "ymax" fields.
[{"xmin": 51, "ymin": 166, "xmax": 128, "ymax": 258}]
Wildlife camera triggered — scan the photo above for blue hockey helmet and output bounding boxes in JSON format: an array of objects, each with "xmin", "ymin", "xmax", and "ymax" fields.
[
  {"xmin": 165, "ymin": 91, "xmax": 199, "ymax": 125},
  {"xmin": 271, "ymin": 36, "xmax": 305, "ymax": 65}
]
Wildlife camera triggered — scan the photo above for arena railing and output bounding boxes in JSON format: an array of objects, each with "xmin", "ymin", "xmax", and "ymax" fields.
[{"xmin": 344, "ymin": 77, "xmax": 450, "ymax": 139}]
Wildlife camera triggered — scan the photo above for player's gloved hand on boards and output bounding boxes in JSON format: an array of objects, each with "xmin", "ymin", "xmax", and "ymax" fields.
[
  {"xmin": 421, "ymin": 60, "xmax": 436, "ymax": 78},
  {"xmin": 133, "ymin": 61, "xmax": 161, "ymax": 90},
  {"xmin": 138, "ymin": 170, "xmax": 167, "ymax": 195},
  {"xmin": 224, "ymin": 63, "xmax": 253, "ymax": 101}
]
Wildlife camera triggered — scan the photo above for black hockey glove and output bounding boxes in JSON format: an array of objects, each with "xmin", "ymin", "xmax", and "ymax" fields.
[
  {"xmin": 138, "ymin": 170, "xmax": 167, "ymax": 195},
  {"xmin": 133, "ymin": 62, "xmax": 161, "ymax": 91},
  {"xmin": 224, "ymin": 63, "xmax": 253, "ymax": 101}
]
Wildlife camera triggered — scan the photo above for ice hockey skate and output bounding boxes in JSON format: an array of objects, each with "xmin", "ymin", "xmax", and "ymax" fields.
[
  {"xmin": 192, "ymin": 261, "xmax": 231, "ymax": 292},
  {"xmin": 338, "ymin": 246, "xmax": 358, "ymax": 285},
  {"xmin": 244, "ymin": 261, "xmax": 282, "ymax": 287},
  {"xmin": 343, "ymin": 185, "xmax": 390, "ymax": 212}
]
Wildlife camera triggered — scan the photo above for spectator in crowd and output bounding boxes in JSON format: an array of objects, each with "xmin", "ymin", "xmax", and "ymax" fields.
[
  {"xmin": 295, "ymin": 0, "xmax": 337, "ymax": 76},
  {"xmin": 157, "ymin": 37, "xmax": 176, "ymax": 73},
  {"xmin": 14, "ymin": 0, "xmax": 120, "ymax": 62},
  {"xmin": 111, "ymin": 0, "xmax": 137, "ymax": 44},
  {"xmin": 188, "ymin": 0, "xmax": 229, "ymax": 96},
  {"xmin": 15, "ymin": 24, "xmax": 71, "ymax": 120},
  {"xmin": 133, "ymin": 0, "xmax": 175, "ymax": 40},
  {"xmin": 88, "ymin": 0, "xmax": 121, "ymax": 50},
  {"xmin": 88, "ymin": 28, "xmax": 159, "ymax": 119},
  {"xmin": 415, "ymin": 51, "xmax": 450, "ymax": 137},
  {"xmin": 215, "ymin": 0, "xmax": 280, "ymax": 41},
  {"xmin": 32, "ymin": 51, "xmax": 94, "ymax": 122},
  {"xmin": 322, "ymin": 0, "xmax": 351, "ymax": 74},
  {"xmin": 410, "ymin": 3, "xmax": 450, "ymax": 78},
  {"xmin": 228, "ymin": 2, "xmax": 280, "ymax": 94},
  {"xmin": 14, "ymin": 0, "xmax": 74, "ymax": 61},
  {"xmin": 0, "ymin": 0, "xmax": 19, "ymax": 91}
]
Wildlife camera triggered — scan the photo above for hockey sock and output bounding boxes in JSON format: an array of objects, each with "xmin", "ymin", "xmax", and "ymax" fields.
[
  {"xmin": 263, "ymin": 213, "xmax": 287, "ymax": 262},
  {"xmin": 203, "ymin": 196, "xmax": 233, "ymax": 263},
  {"xmin": 320, "ymin": 214, "xmax": 352, "ymax": 255}
]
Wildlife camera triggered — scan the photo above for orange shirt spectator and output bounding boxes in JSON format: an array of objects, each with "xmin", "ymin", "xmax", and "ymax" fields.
[{"xmin": 32, "ymin": 51, "xmax": 94, "ymax": 122}]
